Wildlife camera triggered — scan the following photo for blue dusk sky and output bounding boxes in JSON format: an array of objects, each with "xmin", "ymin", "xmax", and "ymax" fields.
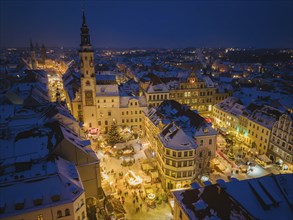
[{"xmin": 0, "ymin": 0, "xmax": 292, "ymax": 48}]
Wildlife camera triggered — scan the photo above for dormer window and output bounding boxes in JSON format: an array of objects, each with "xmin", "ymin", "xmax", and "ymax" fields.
[{"xmin": 204, "ymin": 128, "xmax": 209, "ymax": 133}]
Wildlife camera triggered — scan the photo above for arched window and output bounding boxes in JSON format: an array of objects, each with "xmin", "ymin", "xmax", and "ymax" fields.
[
  {"xmin": 65, "ymin": 208, "xmax": 70, "ymax": 216},
  {"xmin": 57, "ymin": 210, "xmax": 62, "ymax": 218},
  {"xmin": 86, "ymin": 80, "xmax": 90, "ymax": 86}
]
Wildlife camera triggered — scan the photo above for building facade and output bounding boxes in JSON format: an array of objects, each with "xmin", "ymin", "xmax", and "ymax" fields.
[
  {"xmin": 143, "ymin": 100, "xmax": 217, "ymax": 190},
  {"xmin": 269, "ymin": 113, "xmax": 293, "ymax": 171},
  {"xmin": 140, "ymin": 72, "xmax": 231, "ymax": 117}
]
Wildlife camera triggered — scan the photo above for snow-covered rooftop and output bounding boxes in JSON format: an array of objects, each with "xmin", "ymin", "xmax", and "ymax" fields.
[
  {"xmin": 173, "ymin": 174, "xmax": 293, "ymax": 220},
  {"xmin": 96, "ymin": 84, "xmax": 119, "ymax": 96},
  {"xmin": 147, "ymin": 100, "xmax": 217, "ymax": 150},
  {"xmin": 0, "ymin": 157, "xmax": 84, "ymax": 218}
]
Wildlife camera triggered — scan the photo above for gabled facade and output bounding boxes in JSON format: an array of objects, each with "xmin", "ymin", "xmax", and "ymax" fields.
[{"xmin": 269, "ymin": 113, "xmax": 293, "ymax": 171}]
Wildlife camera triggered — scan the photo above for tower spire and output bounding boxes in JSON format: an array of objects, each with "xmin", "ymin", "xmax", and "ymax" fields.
[
  {"xmin": 82, "ymin": 11, "xmax": 86, "ymax": 25},
  {"xmin": 80, "ymin": 10, "xmax": 91, "ymax": 48}
]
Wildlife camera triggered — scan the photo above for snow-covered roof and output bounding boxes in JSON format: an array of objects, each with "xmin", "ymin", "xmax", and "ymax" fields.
[
  {"xmin": 119, "ymin": 96, "xmax": 147, "ymax": 108},
  {"xmin": 173, "ymin": 174, "xmax": 293, "ymax": 220},
  {"xmin": 215, "ymin": 97, "xmax": 245, "ymax": 118},
  {"xmin": 147, "ymin": 82, "xmax": 169, "ymax": 93},
  {"xmin": 146, "ymin": 100, "xmax": 217, "ymax": 150},
  {"xmin": 0, "ymin": 157, "xmax": 84, "ymax": 218},
  {"xmin": 248, "ymin": 105, "xmax": 281, "ymax": 129},
  {"xmin": 96, "ymin": 84, "xmax": 119, "ymax": 96},
  {"xmin": 159, "ymin": 122, "xmax": 197, "ymax": 150}
]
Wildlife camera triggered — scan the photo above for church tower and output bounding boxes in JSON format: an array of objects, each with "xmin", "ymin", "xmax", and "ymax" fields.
[
  {"xmin": 41, "ymin": 43, "xmax": 46, "ymax": 66},
  {"xmin": 79, "ymin": 12, "xmax": 97, "ymax": 129},
  {"xmin": 30, "ymin": 40, "xmax": 37, "ymax": 69}
]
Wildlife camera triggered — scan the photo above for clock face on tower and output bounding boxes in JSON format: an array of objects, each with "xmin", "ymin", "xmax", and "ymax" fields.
[{"xmin": 85, "ymin": 91, "xmax": 93, "ymax": 106}]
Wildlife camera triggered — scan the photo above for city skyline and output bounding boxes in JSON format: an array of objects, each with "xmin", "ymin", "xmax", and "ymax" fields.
[{"xmin": 0, "ymin": 0, "xmax": 293, "ymax": 49}]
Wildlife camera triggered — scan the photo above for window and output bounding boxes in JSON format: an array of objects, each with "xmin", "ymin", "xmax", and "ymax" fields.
[
  {"xmin": 105, "ymin": 121, "xmax": 108, "ymax": 125},
  {"xmin": 183, "ymin": 171, "xmax": 187, "ymax": 177},
  {"xmin": 189, "ymin": 151, "xmax": 193, "ymax": 156},
  {"xmin": 37, "ymin": 214, "xmax": 43, "ymax": 220},
  {"xmin": 112, "ymin": 99, "xmax": 114, "ymax": 102},
  {"xmin": 178, "ymin": 152, "xmax": 182, "ymax": 157},
  {"xmin": 172, "ymin": 161, "xmax": 176, "ymax": 167},
  {"xmin": 200, "ymin": 140, "xmax": 203, "ymax": 146},
  {"xmin": 184, "ymin": 151, "xmax": 188, "ymax": 157},
  {"xmin": 199, "ymin": 152, "xmax": 203, "ymax": 157},
  {"xmin": 209, "ymin": 139, "xmax": 212, "ymax": 145},
  {"xmin": 78, "ymin": 104, "xmax": 81, "ymax": 110},
  {"xmin": 82, "ymin": 211, "xmax": 85, "ymax": 220},
  {"xmin": 65, "ymin": 209, "xmax": 70, "ymax": 216},
  {"xmin": 57, "ymin": 210, "xmax": 62, "ymax": 218},
  {"xmin": 122, "ymin": 119, "xmax": 125, "ymax": 123},
  {"xmin": 166, "ymin": 149, "xmax": 170, "ymax": 155},
  {"xmin": 98, "ymin": 121, "xmax": 101, "ymax": 126},
  {"xmin": 108, "ymin": 112, "xmax": 111, "ymax": 116},
  {"xmin": 173, "ymin": 151, "xmax": 176, "ymax": 157},
  {"xmin": 208, "ymin": 151, "xmax": 211, "ymax": 156},
  {"xmin": 104, "ymin": 99, "xmax": 106, "ymax": 103}
]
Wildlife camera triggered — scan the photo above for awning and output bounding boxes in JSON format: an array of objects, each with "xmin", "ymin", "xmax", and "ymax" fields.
[{"xmin": 257, "ymin": 154, "xmax": 272, "ymax": 163}]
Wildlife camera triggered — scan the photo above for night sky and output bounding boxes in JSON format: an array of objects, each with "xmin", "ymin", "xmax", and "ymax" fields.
[{"xmin": 0, "ymin": 0, "xmax": 292, "ymax": 48}]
